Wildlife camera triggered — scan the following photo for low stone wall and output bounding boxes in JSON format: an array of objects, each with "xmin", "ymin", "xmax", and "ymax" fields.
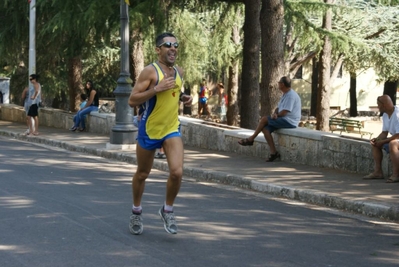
[
  {"xmin": 179, "ymin": 118, "xmax": 389, "ymax": 174},
  {"xmin": 0, "ymin": 104, "xmax": 115, "ymax": 135},
  {"xmin": 0, "ymin": 103, "xmax": 390, "ymax": 175}
]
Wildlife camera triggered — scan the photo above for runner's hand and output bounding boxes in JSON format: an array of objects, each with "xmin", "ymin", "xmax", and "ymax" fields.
[{"xmin": 155, "ymin": 75, "xmax": 175, "ymax": 92}]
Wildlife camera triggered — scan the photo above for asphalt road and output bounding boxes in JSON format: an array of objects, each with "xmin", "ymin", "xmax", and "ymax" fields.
[{"xmin": 1, "ymin": 136, "xmax": 398, "ymax": 267}]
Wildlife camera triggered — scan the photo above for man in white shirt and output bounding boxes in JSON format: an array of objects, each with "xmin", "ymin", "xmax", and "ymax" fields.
[
  {"xmin": 238, "ymin": 76, "xmax": 302, "ymax": 162},
  {"xmin": 363, "ymin": 95, "xmax": 399, "ymax": 183}
]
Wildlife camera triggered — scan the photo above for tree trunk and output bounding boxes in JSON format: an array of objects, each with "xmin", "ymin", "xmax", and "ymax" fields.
[
  {"xmin": 383, "ymin": 80, "xmax": 398, "ymax": 105},
  {"xmin": 226, "ymin": 23, "xmax": 241, "ymax": 126},
  {"xmin": 227, "ymin": 61, "xmax": 239, "ymax": 126},
  {"xmin": 51, "ymin": 90, "xmax": 68, "ymax": 110},
  {"xmin": 67, "ymin": 56, "xmax": 83, "ymax": 112},
  {"xmin": 130, "ymin": 28, "xmax": 144, "ymax": 85},
  {"xmin": 130, "ymin": 28, "xmax": 145, "ymax": 115},
  {"xmin": 183, "ymin": 84, "xmax": 191, "ymax": 115},
  {"xmin": 310, "ymin": 57, "xmax": 318, "ymax": 117},
  {"xmin": 316, "ymin": 0, "xmax": 333, "ymax": 131},
  {"xmin": 260, "ymin": 0, "xmax": 285, "ymax": 117},
  {"xmin": 240, "ymin": 0, "xmax": 261, "ymax": 129},
  {"xmin": 349, "ymin": 72, "xmax": 358, "ymax": 117}
]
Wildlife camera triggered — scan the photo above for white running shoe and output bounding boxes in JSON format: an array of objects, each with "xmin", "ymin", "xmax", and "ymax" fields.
[
  {"xmin": 129, "ymin": 213, "xmax": 143, "ymax": 235},
  {"xmin": 158, "ymin": 206, "xmax": 177, "ymax": 234}
]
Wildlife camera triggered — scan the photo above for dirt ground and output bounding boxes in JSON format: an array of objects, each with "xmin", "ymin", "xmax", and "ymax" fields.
[
  {"xmin": 299, "ymin": 117, "xmax": 382, "ymax": 140},
  {"xmin": 361, "ymin": 119, "xmax": 383, "ymax": 138},
  {"xmin": 186, "ymin": 107, "xmax": 384, "ymax": 141}
]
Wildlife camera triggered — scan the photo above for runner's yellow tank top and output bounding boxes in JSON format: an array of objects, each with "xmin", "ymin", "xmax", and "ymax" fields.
[{"xmin": 141, "ymin": 62, "xmax": 183, "ymax": 139}]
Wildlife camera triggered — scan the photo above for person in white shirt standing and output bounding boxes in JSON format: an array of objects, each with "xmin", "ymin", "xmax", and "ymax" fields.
[
  {"xmin": 363, "ymin": 95, "xmax": 399, "ymax": 183},
  {"xmin": 238, "ymin": 76, "xmax": 302, "ymax": 162}
]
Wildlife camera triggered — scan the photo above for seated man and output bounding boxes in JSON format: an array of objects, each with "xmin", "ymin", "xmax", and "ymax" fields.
[
  {"xmin": 363, "ymin": 95, "xmax": 399, "ymax": 183},
  {"xmin": 238, "ymin": 76, "xmax": 302, "ymax": 162}
]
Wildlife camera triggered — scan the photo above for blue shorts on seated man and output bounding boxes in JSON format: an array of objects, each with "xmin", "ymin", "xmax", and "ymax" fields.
[{"xmin": 265, "ymin": 116, "xmax": 297, "ymax": 133}]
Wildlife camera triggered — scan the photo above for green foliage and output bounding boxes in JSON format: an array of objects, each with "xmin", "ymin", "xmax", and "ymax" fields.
[
  {"xmin": 171, "ymin": 3, "xmax": 244, "ymax": 84},
  {"xmin": 285, "ymin": 1, "xmax": 362, "ymax": 59},
  {"xmin": 2, "ymin": 0, "xmax": 398, "ymax": 108},
  {"xmin": 285, "ymin": 0, "xmax": 399, "ymax": 79},
  {"xmin": 0, "ymin": 1, "xmax": 30, "ymax": 77},
  {"xmin": 138, "ymin": 1, "xmax": 244, "ymax": 87},
  {"xmin": 82, "ymin": 39, "xmax": 120, "ymax": 96},
  {"xmin": 0, "ymin": 0, "xmax": 123, "ymax": 103},
  {"xmin": 361, "ymin": 3, "xmax": 399, "ymax": 80}
]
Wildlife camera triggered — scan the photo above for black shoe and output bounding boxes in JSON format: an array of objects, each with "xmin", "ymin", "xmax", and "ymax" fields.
[
  {"xmin": 266, "ymin": 152, "xmax": 280, "ymax": 162},
  {"xmin": 155, "ymin": 152, "xmax": 166, "ymax": 159},
  {"xmin": 69, "ymin": 126, "xmax": 77, "ymax": 131}
]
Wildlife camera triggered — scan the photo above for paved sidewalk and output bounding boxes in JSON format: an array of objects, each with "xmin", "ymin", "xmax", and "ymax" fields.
[{"xmin": 1, "ymin": 120, "xmax": 398, "ymax": 222}]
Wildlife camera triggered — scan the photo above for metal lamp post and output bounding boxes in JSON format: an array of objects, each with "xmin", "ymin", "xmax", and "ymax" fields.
[
  {"xmin": 109, "ymin": 0, "xmax": 136, "ymax": 145},
  {"xmin": 29, "ymin": 0, "xmax": 36, "ymax": 76}
]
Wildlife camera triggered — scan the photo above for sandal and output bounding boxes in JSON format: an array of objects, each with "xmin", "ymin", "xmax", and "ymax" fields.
[
  {"xmin": 386, "ymin": 176, "xmax": 399, "ymax": 183},
  {"xmin": 266, "ymin": 152, "xmax": 280, "ymax": 162},
  {"xmin": 363, "ymin": 173, "xmax": 384, "ymax": 180},
  {"xmin": 238, "ymin": 138, "xmax": 254, "ymax": 146}
]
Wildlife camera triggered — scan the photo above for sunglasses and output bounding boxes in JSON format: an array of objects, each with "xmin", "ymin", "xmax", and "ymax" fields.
[
  {"xmin": 158, "ymin": 42, "xmax": 179, "ymax": 48},
  {"xmin": 29, "ymin": 78, "xmax": 34, "ymax": 81}
]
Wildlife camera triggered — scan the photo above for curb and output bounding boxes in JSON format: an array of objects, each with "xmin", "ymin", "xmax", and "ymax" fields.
[{"xmin": 2, "ymin": 130, "xmax": 398, "ymax": 222}]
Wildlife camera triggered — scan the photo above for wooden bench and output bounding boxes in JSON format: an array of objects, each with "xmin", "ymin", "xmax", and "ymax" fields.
[{"xmin": 329, "ymin": 117, "xmax": 373, "ymax": 139}]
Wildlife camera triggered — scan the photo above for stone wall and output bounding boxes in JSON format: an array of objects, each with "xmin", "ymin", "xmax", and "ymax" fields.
[
  {"xmin": 0, "ymin": 103, "xmax": 390, "ymax": 175},
  {"xmin": 0, "ymin": 104, "xmax": 115, "ymax": 135}
]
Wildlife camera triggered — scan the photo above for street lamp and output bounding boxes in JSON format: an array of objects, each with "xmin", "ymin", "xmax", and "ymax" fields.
[
  {"xmin": 29, "ymin": 0, "xmax": 36, "ymax": 76},
  {"xmin": 109, "ymin": 0, "xmax": 136, "ymax": 145}
]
